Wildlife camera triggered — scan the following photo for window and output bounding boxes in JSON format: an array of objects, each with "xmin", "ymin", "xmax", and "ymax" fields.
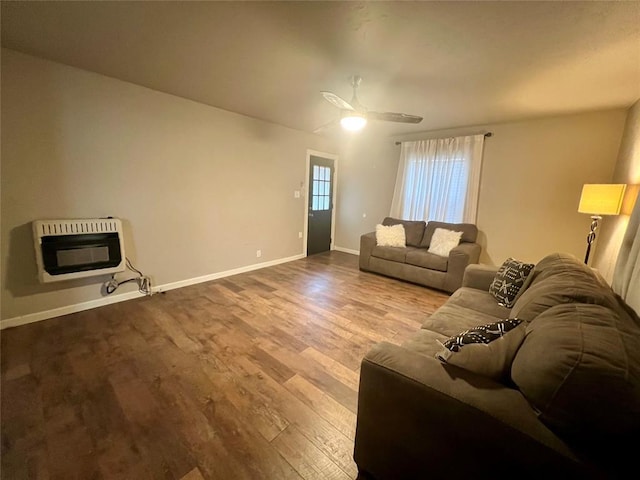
[
  {"xmin": 403, "ymin": 156, "xmax": 467, "ymax": 223},
  {"xmin": 311, "ymin": 165, "xmax": 331, "ymax": 211},
  {"xmin": 390, "ymin": 135, "xmax": 485, "ymax": 223}
]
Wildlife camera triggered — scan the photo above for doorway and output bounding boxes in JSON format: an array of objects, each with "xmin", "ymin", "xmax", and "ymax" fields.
[{"xmin": 306, "ymin": 152, "xmax": 337, "ymax": 256}]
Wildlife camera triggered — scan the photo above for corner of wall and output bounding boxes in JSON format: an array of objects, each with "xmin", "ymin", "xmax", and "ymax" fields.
[{"xmin": 592, "ymin": 99, "xmax": 640, "ymax": 283}]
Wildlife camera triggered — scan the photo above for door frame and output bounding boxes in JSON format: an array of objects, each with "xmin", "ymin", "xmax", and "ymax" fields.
[{"xmin": 304, "ymin": 149, "xmax": 339, "ymax": 257}]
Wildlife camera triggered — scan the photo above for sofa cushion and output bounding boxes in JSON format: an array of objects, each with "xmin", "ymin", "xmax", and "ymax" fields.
[
  {"xmin": 427, "ymin": 228, "xmax": 463, "ymax": 257},
  {"xmin": 526, "ymin": 252, "xmax": 608, "ymax": 290},
  {"xmin": 511, "ymin": 303, "xmax": 640, "ymax": 437},
  {"xmin": 511, "ymin": 255, "xmax": 617, "ymax": 322},
  {"xmin": 421, "ymin": 221, "xmax": 478, "ymax": 248},
  {"xmin": 371, "ymin": 245, "xmax": 408, "ymax": 263},
  {"xmin": 382, "ymin": 217, "xmax": 426, "ymax": 247},
  {"xmin": 435, "ymin": 319, "xmax": 526, "ymax": 380},
  {"xmin": 405, "ymin": 249, "xmax": 448, "ymax": 272},
  {"xmin": 376, "ymin": 223, "xmax": 406, "ymax": 247},
  {"xmin": 489, "ymin": 258, "xmax": 535, "ymax": 308},
  {"xmin": 448, "ymin": 287, "xmax": 512, "ymax": 320},
  {"xmin": 421, "ymin": 302, "xmax": 505, "ymax": 338},
  {"xmin": 402, "ymin": 329, "xmax": 449, "ymax": 358}
]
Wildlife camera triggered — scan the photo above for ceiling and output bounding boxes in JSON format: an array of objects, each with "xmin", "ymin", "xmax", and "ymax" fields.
[{"xmin": 2, "ymin": 1, "xmax": 640, "ymax": 137}]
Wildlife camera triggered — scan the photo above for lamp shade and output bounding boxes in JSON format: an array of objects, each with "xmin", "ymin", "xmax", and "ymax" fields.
[{"xmin": 578, "ymin": 184, "xmax": 626, "ymax": 215}]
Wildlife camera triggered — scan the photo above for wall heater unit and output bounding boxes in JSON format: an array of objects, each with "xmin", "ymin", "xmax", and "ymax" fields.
[{"xmin": 33, "ymin": 218, "xmax": 126, "ymax": 283}]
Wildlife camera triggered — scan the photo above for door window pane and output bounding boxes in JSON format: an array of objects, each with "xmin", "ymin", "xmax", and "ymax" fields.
[{"xmin": 311, "ymin": 165, "xmax": 332, "ymax": 211}]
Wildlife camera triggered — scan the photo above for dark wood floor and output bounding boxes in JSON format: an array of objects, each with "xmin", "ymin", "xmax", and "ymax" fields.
[{"xmin": 1, "ymin": 251, "xmax": 449, "ymax": 480}]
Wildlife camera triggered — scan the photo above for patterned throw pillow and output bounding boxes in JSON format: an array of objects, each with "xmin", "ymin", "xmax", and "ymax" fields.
[
  {"xmin": 489, "ymin": 258, "xmax": 535, "ymax": 307},
  {"xmin": 436, "ymin": 318, "xmax": 525, "ymax": 380},
  {"xmin": 440, "ymin": 318, "xmax": 523, "ymax": 352}
]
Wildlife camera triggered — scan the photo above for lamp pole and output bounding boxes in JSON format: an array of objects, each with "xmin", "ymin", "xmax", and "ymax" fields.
[{"xmin": 584, "ymin": 215, "xmax": 601, "ymax": 264}]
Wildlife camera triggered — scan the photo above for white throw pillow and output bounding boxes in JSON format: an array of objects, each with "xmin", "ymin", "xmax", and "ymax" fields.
[
  {"xmin": 376, "ymin": 224, "xmax": 406, "ymax": 247},
  {"xmin": 428, "ymin": 228, "xmax": 463, "ymax": 257}
]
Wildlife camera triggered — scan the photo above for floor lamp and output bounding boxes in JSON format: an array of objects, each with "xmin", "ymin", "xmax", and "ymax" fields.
[{"xmin": 578, "ymin": 184, "xmax": 626, "ymax": 265}]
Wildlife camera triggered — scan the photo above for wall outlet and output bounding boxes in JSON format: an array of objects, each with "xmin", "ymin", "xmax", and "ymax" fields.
[
  {"xmin": 294, "ymin": 190, "xmax": 300, "ymax": 198},
  {"xmin": 298, "ymin": 231, "xmax": 303, "ymax": 239},
  {"xmin": 256, "ymin": 249, "xmax": 262, "ymax": 258}
]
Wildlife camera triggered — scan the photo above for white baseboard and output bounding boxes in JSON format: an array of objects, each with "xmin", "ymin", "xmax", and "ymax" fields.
[
  {"xmin": 153, "ymin": 253, "xmax": 305, "ymax": 293},
  {"xmin": 0, "ymin": 253, "xmax": 305, "ymax": 330},
  {"xmin": 334, "ymin": 246, "xmax": 360, "ymax": 256},
  {"xmin": 0, "ymin": 291, "xmax": 145, "ymax": 331}
]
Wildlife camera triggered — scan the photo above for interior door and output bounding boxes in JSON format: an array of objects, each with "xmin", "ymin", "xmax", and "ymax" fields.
[{"xmin": 307, "ymin": 156, "xmax": 334, "ymax": 256}]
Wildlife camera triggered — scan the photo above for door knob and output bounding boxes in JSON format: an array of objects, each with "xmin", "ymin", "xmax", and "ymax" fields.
[{"xmin": 309, "ymin": 213, "xmax": 314, "ymax": 217}]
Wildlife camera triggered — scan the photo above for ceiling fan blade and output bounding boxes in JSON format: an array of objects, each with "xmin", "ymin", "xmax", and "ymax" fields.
[
  {"xmin": 313, "ymin": 118, "xmax": 339, "ymax": 134},
  {"xmin": 321, "ymin": 91, "xmax": 355, "ymax": 111},
  {"xmin": 368, "ymin": 111, "xmax": 423, "ymax": 124}
]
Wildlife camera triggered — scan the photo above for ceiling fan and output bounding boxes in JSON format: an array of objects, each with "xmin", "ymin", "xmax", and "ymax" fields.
[{"xmin": 316, "ymin": 75, "xmax": 423, "ymax": 133}]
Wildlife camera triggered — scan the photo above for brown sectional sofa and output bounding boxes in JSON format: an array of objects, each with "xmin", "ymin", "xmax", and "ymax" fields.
[
  {"xmin": 359, "ymin": 218, "xmax": 481, "ymax": 293},
  {"xmin": 354, "ymin": 253, "xmax": 640, "ymax": 479}
]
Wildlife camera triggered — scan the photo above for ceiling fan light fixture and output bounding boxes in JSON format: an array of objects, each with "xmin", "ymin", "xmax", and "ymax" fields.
[
  {"xmin": 320, "ymin": 76, "xmax": 421, "ymax": 133},
  {"xmin": 340, "ymin": 113, "xmax": 367, "ymax": 131}
]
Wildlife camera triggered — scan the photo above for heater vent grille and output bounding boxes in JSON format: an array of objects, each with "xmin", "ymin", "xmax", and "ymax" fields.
[
  {"xmin": 36, "ymin": 219, "xmax": 121, "ymax": 236},
  {"xmin": 32, "ymin": 218, "xmax": 126, "ymax": 283}
]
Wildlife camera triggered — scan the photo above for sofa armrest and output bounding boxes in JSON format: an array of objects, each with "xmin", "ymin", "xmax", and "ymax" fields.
[
  {"xmin": 442, "ymin": 242, "xmax": 481, "ymax": 293},
  {"xmin": 359, "ymin": 232, "xmax": 376, "ymax": 270},
  {"xmin": 354, "ymin": 342, "xmax": 583, "ymax": 479},
  {"xmin": 462, "ymin": 263, "xmax": 499, "ymax": 291}
]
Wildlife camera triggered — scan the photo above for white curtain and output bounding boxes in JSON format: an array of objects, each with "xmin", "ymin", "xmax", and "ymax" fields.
[
  {"xmin": 612, "ymin": 199, "xmax": 640, "ymax": 314},
  {"xmin": 390, "ymin": 134, "xmax": 485, "ymax": 223}
]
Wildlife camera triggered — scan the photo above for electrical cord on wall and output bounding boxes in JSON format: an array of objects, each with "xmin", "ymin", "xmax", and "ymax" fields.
[{"xmin": 105, "ymin": 257, "xmax": 153, "ymax": 296}]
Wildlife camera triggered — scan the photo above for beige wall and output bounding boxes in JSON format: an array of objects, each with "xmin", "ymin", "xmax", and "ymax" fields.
[
  {"xmin": 334, "ymin": 130, "xmax": 402, "ymax": 251},
  {"xmin": 335, "ymin": 110, "xmax": 627, "ymax": 266},
  {"xmin": 2, "ymin": 48, "xmax": 631, "ymax": 323},
  {"xmin": 1, "ymin": 49, "xmax": 336, "ymax": 321},
  {"xmin": 593, "ymin": 99, "xmax": 640, "ymax": 282}
]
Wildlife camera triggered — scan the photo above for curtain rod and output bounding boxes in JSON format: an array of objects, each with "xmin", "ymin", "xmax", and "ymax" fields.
[{"xmin": 395, "ymin": 132, "xmax": 493, "ymax": 145}]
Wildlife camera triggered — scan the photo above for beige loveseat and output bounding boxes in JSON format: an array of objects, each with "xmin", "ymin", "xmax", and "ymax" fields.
[
  {"xmin": 359, "ymin": 217, "xmax": 481, "ymax": 293},
  {"xmin": 354, "ymin": 253, "xmax": 640, "ymax": 479}
]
